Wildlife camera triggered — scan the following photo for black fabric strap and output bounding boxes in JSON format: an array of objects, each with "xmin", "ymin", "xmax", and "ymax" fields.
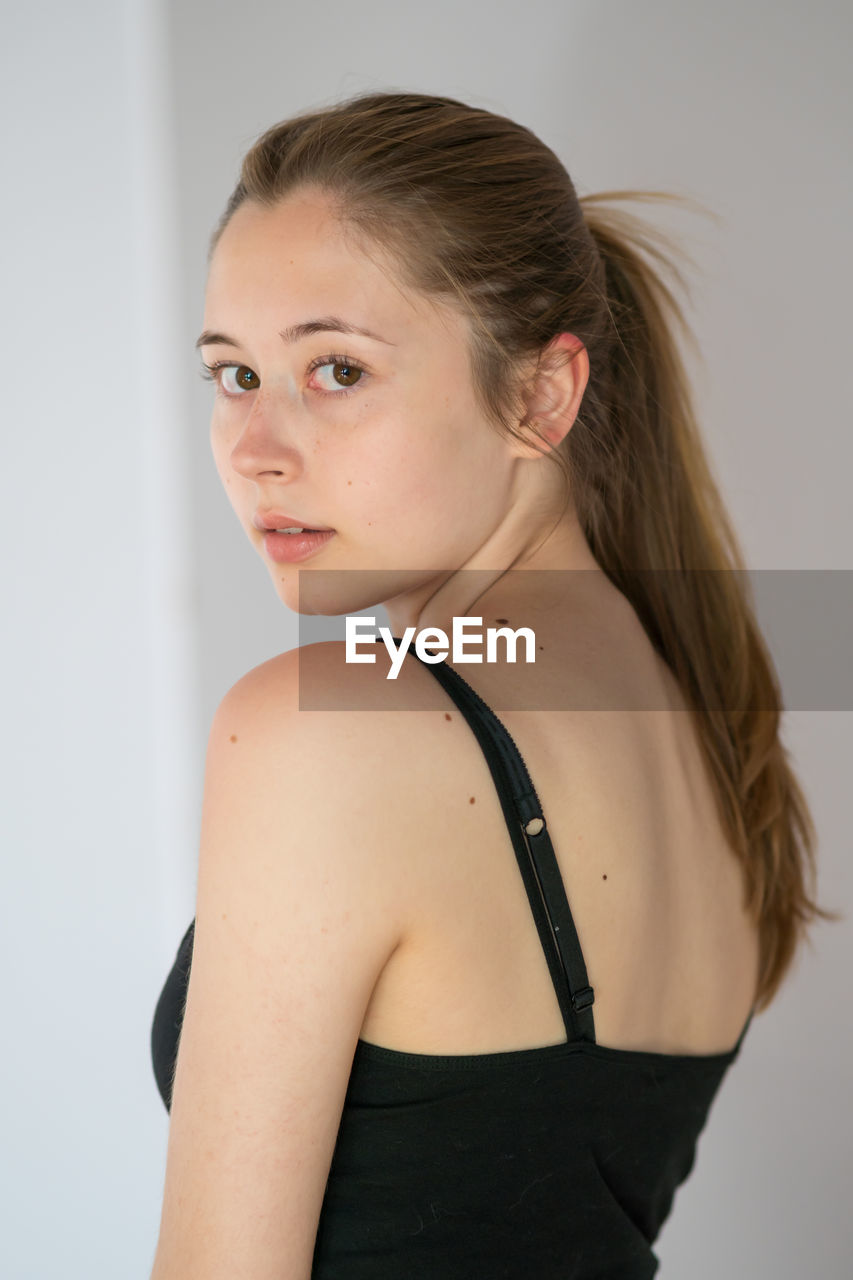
[{"xmin": 394, "ymin": 638, "xmax": 596, "ymax": 1045}]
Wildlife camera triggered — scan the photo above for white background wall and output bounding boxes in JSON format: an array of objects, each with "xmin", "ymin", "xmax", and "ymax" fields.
[
  {"xmin": 1, "ymin": 2, "xmax": 197, "ymax": 1276},
  {"xmin": 2, "ymin": 1, "xmax": 850, "ymax": 1276}
]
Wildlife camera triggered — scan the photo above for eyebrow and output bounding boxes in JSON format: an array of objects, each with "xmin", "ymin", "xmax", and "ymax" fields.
[{"xmin": 195, "ymin": 316, "xmax": 395, "ymax": 350}]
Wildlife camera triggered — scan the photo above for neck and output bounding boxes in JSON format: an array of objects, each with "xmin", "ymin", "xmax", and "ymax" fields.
[{"xmin": 382, "ymin": 502, "xmax": 603, "ymax": 641}]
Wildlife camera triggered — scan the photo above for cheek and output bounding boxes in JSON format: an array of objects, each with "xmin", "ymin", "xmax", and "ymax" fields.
[
  {"xmin": 349, "ymin": 411, "xmax": 491, "ymax": 535},
  {"xmin": 210, "ymin": 433, "xmax": 234, "ymax": 489},
  {"xmin": 352, "ymin": 430, "xmax": 456, "ymax": 518},
  {"xmin": 209, "ymin": 421, "xmax": 251, "ymax": 509},
  {"xmin": 209, "ymin": 433, "xmax": 227, "ymax": 482}
]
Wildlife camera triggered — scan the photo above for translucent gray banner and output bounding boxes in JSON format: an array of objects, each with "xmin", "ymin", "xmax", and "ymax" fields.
[{"xmin": 294, "ymin": 570, "xmax": 853, "ymax": 712}]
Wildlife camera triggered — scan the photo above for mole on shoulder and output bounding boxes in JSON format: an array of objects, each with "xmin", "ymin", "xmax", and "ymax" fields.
[
  {"xmin": 229, "ymin": 734, "xmax": 238, "ymax": 743},
  {"xmin": 602, "ymin": 874, "xmax": 608, "ymax": 880},
  {"xmin": 469, "ymin": 796, "xmax": 476, "ymax": 804},
  {"xmin": 444, "ymin": 712, "xmax": 452, "ymax": 720}
]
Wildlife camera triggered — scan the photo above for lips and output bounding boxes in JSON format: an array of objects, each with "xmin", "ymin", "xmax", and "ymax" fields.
[
  {"xmin": 262, "ymin": 527, "xmax": 336, "ymax": 564},
  {"xmin": 253, "ymin": 512, "xmax": 333, "ymax": 532}
]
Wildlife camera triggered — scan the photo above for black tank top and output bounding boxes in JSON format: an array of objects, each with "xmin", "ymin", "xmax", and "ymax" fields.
[{"xmin": 151, "ymin": 640, "xmax": 753, "ymax": 1278}]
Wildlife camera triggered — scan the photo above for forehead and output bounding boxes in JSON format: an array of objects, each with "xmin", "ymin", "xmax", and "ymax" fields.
[{"xmin": 205, "ymin": 189, "xmax": 461, "ymax": 343}]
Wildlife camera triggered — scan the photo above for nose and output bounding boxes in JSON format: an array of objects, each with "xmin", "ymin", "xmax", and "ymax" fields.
[{"xmin": 226, "ymin": 387, "xmax": 305, "ymax": 483}]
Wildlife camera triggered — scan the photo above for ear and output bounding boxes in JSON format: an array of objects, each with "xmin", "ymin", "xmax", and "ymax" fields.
[{"xmin": 511, "ymin": 333, "xmax": 589, "ymax": 459}]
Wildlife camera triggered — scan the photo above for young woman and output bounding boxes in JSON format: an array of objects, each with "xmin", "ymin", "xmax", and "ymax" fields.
[{"xmin": 149, "ymin": 91, "xmax": 833, "ymax": 1279}]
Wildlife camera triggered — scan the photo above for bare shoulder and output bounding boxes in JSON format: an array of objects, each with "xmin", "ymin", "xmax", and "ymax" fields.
[
  {"xmin": 219, "ymin": 638, "xmax": 447, "ymax": 757},
  {"xmin": 211, "ymin": 638, "xmax": 449, "ymax": 914}
]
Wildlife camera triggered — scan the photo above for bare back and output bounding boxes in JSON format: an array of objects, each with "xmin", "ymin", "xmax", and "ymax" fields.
[{"xmin": 359, "ymin": 591, "xmax": 760, "ymax": 1059}]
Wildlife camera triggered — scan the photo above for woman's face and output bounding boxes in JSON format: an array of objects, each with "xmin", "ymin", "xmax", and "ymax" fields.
[{"xmin": 200, "ymin": 186, "xmax": 555, "ymax": 631}]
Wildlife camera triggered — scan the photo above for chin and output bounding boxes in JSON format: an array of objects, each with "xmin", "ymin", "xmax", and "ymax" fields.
[{"xmin": 265, "ymin": 569, "xmax": 380, "ymax": 628}]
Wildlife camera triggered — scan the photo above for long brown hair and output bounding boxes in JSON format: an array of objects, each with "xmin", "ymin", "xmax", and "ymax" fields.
[{"xmin": 211, "ymin": 90, "xmax": 841, "ymax": 1013}]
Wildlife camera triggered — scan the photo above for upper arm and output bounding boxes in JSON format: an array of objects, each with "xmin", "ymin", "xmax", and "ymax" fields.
[{"xmin": 150, "ymin": 646, "xmax": 409, "ymax": 1280}]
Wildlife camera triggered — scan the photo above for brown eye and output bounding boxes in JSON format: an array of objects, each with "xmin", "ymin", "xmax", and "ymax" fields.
[
  {"xmin": 233, "ymin": 365, "xmax": 260, "ymax": 391},
  {"xmin": 332, "ymin": 362, "xmax": 362, "ymax": 387},
  {"xmin": 310, "ymin": 357, "xmax": 366, "ymax": 393},
  {"xmin": 210, "ymin": 364, "xmax": 260, "ymax": 396}
]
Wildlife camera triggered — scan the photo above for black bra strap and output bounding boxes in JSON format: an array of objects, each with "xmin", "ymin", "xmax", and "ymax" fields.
[{"xmin": 393, "ymin": 638, "xmax": 596, "ymax": 1045}]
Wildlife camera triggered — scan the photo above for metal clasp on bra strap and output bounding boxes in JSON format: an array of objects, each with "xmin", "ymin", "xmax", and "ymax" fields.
[{"xmin": 571, "ymin": 985, "xmax": 595, "ymax": 1012}]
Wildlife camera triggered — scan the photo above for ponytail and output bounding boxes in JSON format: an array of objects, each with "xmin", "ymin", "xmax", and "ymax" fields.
[{"xmin": 574, "ymin": 191, "xmax": 841, "ymax": 1010}]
